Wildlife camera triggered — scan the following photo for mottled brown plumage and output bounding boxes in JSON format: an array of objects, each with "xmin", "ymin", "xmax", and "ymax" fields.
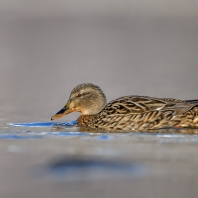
[{"xmin": 51, "ymin": 83, "xmax": 198, "ymax": 131}]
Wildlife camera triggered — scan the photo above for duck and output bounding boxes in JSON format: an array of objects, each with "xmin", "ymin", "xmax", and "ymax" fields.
[{"xmin": 51, "ymin": 83, "xmax": 198, "ymax": 131}]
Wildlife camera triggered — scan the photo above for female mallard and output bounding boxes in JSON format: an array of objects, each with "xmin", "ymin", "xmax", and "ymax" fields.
[{"xmin": 51, "ymin": 83, "xmax": 198, "ymax": 131}]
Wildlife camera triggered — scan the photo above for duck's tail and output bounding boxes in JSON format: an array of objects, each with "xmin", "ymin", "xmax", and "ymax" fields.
[
  {"xmin": 170, "ymin": 104, "xmax": 198, "ymax": 128},
  {"xmin": 184, "ymin": 99, "xmax": 198, "ymax": 103}
]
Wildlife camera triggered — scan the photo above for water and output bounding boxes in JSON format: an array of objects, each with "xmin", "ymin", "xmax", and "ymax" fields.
[
  {"xmin": 34, "ymin": 156, "xmax": 146, "ymax": 182},
  {"xmin": 3, "ymin": 120, "xmax": 198, "ymax": 183},
  {"xmin": 7, "ymin": 120, "xmax": 78, "ymax": 127},
  {"xmin": 1, "ymin": 119, "xmax": 198, "ymax": 198},
  {"xmin": 4, "ymin": 120, "xmax": 198, "ymax": 139},
  {"xmin": 0, "ymin": 119, "xmax": 197, "ymax": 147}
]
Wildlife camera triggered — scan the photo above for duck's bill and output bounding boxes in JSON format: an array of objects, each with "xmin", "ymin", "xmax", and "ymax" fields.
[
  {"xmin": 51, "ymin": 107, "xmax": 70, "ymax": 120},
  {"xmin": 51, "ymin": 100, "xmax": 74, "ymax": 120},
  {"xmin": 51, "ymin": 102, "xmax": 74, "ymax": 120}
]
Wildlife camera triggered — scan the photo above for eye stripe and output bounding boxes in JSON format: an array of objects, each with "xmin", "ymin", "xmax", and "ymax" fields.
[{"xmin": 70, "ymin": 92, "xmax": 89, "ymax": 101}]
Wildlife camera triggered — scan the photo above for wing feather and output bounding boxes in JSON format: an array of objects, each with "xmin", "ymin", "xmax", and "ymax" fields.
[{"xmin": 101, "ymin": 96, "xmax": 183, "ymax": 116}]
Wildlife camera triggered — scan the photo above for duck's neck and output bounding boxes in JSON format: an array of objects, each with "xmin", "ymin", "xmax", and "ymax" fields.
[{"xmin": 77, "ymin": 114, "xmax": 97, "ymax": 127}]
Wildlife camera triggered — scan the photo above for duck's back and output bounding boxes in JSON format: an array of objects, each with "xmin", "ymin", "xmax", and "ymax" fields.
[{"xmin": 101, "ymin": 96, "xmax": 183, "ymax": 115}]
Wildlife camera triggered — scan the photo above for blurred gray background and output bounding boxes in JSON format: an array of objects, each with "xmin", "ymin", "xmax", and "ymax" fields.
[{"xmin": 1, "ymin": 0, "xmax": 198, "ymax": 122}]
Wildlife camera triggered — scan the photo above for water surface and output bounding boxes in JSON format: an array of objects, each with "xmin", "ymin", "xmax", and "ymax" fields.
[{"xmin": 2, "ymin": 120, "xmax": 198, "ymax": 141}]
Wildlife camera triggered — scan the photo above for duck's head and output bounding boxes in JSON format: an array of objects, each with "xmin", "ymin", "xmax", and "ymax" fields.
[{"xmin": 51, "ymin": 83, "xmax": 107, "ymax": 120}]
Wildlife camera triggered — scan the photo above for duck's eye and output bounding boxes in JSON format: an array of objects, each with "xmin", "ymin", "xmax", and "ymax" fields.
[{"xmin": 77, "ymin": 94, "xmax": 83, "ymax": 97}]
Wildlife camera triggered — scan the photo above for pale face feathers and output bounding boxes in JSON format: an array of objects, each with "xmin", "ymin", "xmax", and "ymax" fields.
[{"xmin": 69, "ymin": 83, "xmax": 107, "ymax": 114}]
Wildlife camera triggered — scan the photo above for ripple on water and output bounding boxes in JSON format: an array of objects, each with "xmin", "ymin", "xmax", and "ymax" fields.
[
  {"xmin": 4, "ymin": 121, "xmax": 118, "ymax": 139},
  {"xmin": 2, "ymin": 121, "xmax": 88, "ymax": 138},
  {"xmin": 4, "ymin": 121, "xmax": 198, "ymax": 142},
  {"xmin": 7, "ymin": 120, "xmax": 78, "ymax": 127}
]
